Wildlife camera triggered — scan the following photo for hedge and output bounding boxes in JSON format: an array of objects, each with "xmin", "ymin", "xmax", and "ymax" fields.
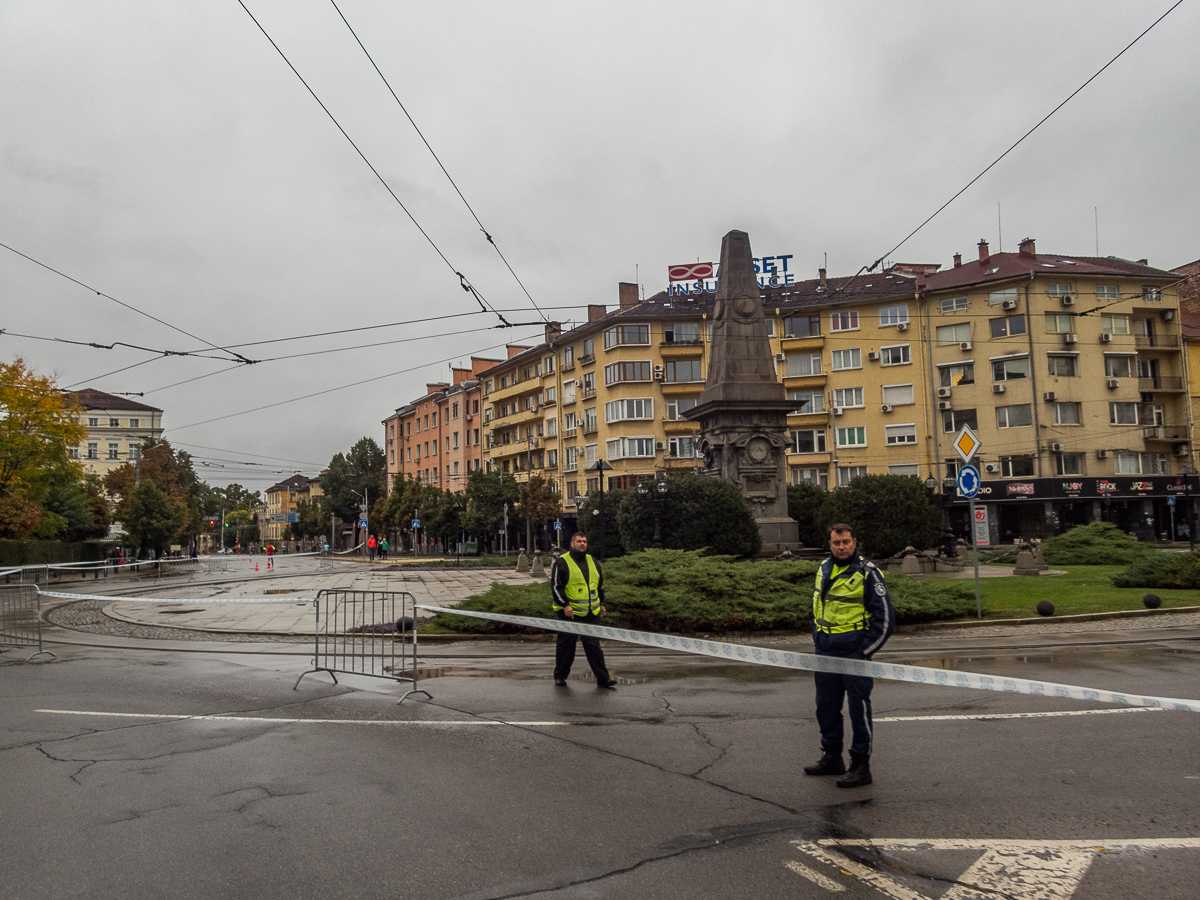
[{"xmin": 0, "ymin": 540, "xmax": 110, "ymax": 567}]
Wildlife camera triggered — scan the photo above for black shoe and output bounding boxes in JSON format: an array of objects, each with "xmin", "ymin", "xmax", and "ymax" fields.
[
  {"xmin": 803, "ymin": 751, "xmax": 846, "ymax": 776},
  {"xmin": 554, "ymin": 678, "xmax": 567, "ymax": 686},
  {"xmin": 836, "ymin": 755, "xmax": 872, "ymax": 788},
  {"xmin": 597, "ymin": 679, "xmax": 618, "ymax": 689}
]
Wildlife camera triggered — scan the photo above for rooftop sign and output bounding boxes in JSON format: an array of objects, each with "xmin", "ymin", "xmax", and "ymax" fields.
[{"xmin": 667, "ymin": 255, "xmax": 796, "ymax": 296}]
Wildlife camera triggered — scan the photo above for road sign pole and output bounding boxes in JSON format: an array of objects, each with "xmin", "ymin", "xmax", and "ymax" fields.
[{"xmin": 971, "ymin": 498, "xmax": 982, "ymax": 619}]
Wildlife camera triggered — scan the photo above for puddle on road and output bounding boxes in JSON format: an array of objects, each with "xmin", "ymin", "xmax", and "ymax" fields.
[
  {"xmin": 388, "ymin": 663, "xmax": 807, "ymax": 685},
  {"xmin": 896, "ymin": 643, "xmax": 1200, "ymax": 673}
]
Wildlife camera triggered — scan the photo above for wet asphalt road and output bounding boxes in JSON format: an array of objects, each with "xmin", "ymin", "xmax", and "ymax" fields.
[{"xmin": 3, "ymin": 576, "xmax": 1200, "ymax": 898}]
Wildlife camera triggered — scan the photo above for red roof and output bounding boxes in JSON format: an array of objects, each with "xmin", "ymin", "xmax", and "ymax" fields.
[{"xmin": 67, "ymin": 388, "xmax": 161, "ymax": 413}]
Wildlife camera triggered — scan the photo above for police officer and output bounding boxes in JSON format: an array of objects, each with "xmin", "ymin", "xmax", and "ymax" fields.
[
  {"xmin": 804, "ymin": 523, "xmax": 894, "ymax": 788},
  {"xmin": 550, "ymin": 532, "xmax": 617, "ymax": 689}
]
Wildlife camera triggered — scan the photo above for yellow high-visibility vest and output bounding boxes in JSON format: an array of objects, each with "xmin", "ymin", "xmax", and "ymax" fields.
[
  {"xmin": 561, "ymin": 553, "xmax": 601, "ymax": 616},
  {"xmin": 812, "ymin": 563, "xmax": 868, "ymax": 635}
]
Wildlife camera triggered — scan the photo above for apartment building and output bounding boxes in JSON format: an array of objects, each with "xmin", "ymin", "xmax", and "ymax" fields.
[
  {"xmin": 263, "ymin": 474, "xmax": 323, "ymax": 543},
  {"xmin": 66, "ymin": 388, "xmax": 164, "ymax": 478}
]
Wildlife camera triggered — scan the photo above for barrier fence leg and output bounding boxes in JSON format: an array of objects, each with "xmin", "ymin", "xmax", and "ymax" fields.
[
  {"xmin": 397, "ymin": 592, "xmax": 431, "ymax": 704},
  {"xmin": 27, "ymin": 589, "xmax": 56, "ymax": 662},
  {"xmin": 294, "ymin": 596, "xmax": 336, "ymax": 689}
]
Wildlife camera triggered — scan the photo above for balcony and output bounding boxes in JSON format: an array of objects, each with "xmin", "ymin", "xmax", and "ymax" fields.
[
  {"xmin": 1139, "ymin": 376, "xmax": 1185, "ymax": 392},
  {"xmin": 1142, "ymin": 426, "xmax": 1186, "ymax": 442},
  {"xmin": 1135, "ymin": 334, "xmax": 1181, "ymax": 350},
  {"xmin": 542, "ymin": 396, "xmax": 557, "ymax": 407},
  {"xmin": 561, "ymin": 359, "xmax": 575, "ymax": 372},
  {"xmin": 579, "ymin": 354, "xmax": 595, "ymax": 366},
  {"xmin": 581, "ymin": 422, "xmax": 598, "ymax": 435},
  {"xmin": 659, "ymin": 340, "xmax": 704, "ymax": 357},
  {"xmin": 564, "ymin": 463, "xmax": 578, "ymax": 473},
  {"xmin": 563, "ymin": 427, "xmax": 577, "ymax": 439},
  {"xmin": 581, "ymin": 386, "xmax": 597, "ymax": 400}
]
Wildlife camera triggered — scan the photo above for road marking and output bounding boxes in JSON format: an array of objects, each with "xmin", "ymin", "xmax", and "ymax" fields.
[
  {"xmin": 35, "ymin": 709, "xmax": 568, "ymax": 726},
  {"xmin": 791, "ymin": 838, "xmax": 1200, "ymax": 900},
  {"xmin": 784, "ymin": 860, "xmax": 846, "ymax": 892},
  {"xmin": 876, "ymin": 707, "xmax": 1163, "ymax": 722}
]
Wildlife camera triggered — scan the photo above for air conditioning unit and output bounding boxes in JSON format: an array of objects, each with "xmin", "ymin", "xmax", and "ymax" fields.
[
  {"xmin": 1043, "ymin": 391, "xmax": 1057, "ymax": 402},
  {"xmin": 1174, "ymin": 444, "xmax": 1190, "ymax": 457},
  {"xmin": 985, "ymin": 463, "xmax": 1000, "ymax": 473},
  {"xmin": 1060, "ymin": 295, "xmax": 1075, "ymax": 306},
  {"xmin": 1099, "ymin": 333, "xmax": 1113, "ymax": 343},
  {"xmin": 1106, "ymin": 378, "xmax": 1120, "ymax": 389},
  {"xmin": 1162, "ymin": 310, "xmax": 1176, "ymax": 322},
  {"xmin": 1049, "ymin": 443, "xmax": 1063, "ymax": 452},
  {"xmin": 867, "ymin": 351, "xmax": 881, "ymax": 361},
  {"xmin": 773, "ymin": 353, "xmax": 786, "ymax": 362},
  {"xmin": 833, "ymin": 407, "xmax": 845, "ymax": 416},
  {"xmin": 1002, "ymin": 299, "xmax": 1018, "ymax": 310},
  {"xmin": 655, "ymin": 441, "xmax": 666, "ymax": 451},
  {"xmin": 959, "ymin": 341, "xmax": 973, "ymax": 351},
  {"xmin": 992, "ymin": 383, "xmax": 1006, "ymax": 394},
  {"xmin": 937, "ymin": 387, "xmax": 952, "ymax": 398},
  {"xmin": 1096, "ymin": 449, "xmax": 1109, "ymax": 459},
  {"xmin": 897, "ymin": 322, "xmax": 909, "ymax": 332},
  {"xmin": 880, "ymin": 404, "xmax": 893, "ymax": 413},
  {"xmin": 937, "ymin": 401, "xmax": 952, "ymax": 411},
  {"xmin": 653, "ymin": 365, "xmax": 665, "ymax": 381},
  {"xmin": 1064, "ymin": 333, "xmax": 1078, "ymax": 344}
]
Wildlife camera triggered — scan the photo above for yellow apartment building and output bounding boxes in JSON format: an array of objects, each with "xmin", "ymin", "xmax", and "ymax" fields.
[{"xmin": 67, "ymin": 388, "xmax": 164, "ymax": 478}]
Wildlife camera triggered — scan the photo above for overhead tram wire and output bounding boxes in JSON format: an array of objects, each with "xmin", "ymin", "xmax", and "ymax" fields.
[
  {"xmin": 236, "ymin": 1, "xmax": 512, "ymax": 328},
  {"xmin": 328, "ymin": 0, "xmax": 547, "ymax": 322},
  {"xmin": 0, "ymin": 240, "xmax": 254, "ymax": 365},
  {"xmin": 172, "ymin": 441, "xmax": 325, "ymax": 467},
  {"xmin": 836, "ymin": 0, "xmax": 1185, "ymax": 295},
  {"xmin": 0, "ymin": 329, "xmax": 255, "ymax": 362}
]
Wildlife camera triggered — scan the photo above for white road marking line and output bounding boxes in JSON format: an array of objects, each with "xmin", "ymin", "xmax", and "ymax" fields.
[
  {"xmin": 820, "ymin": 838, "xmax": 1200, "ymax": 850},
  {"xmin": 876, "ymin": 707, "xmax": 1164, "ymax": 722},
  {"xmin": 34, "ymin": 710, "xmax": 568, "ymax": 726},
  {"xmin": 792, "ymin": 842, "xmax": 928, "ymax": 900},
  {"xmin": 784, "ymin": 860, "xmax": 846, "ymax": 892},
  {"xmin": 941, "ymin": 847, "xmax": 1094, "ymax": 900}
]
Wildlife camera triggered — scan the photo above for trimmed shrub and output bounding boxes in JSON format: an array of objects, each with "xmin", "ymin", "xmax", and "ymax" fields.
[
  {"xmin": 1040, "ymin": 522, "xmax": 1151, "ymax": 566},
  {"xmin": 0, "ymin": 539, "xmax": 110, "ymax": 566},
  {"xmin": 1111, "ymin": 551, "xmax": 1200, "ymax": 590},
  {"xmin": 819, "ymin": 475, "xmax": 943, "ymax": 558},
  {"xmin": 786, "ymin": 482, "xmax": 828, "ymax": 548}
]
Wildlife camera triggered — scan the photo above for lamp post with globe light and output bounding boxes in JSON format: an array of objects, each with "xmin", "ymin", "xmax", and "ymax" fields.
[{"xmin": 637, "ymin": 473, "xmax": 670, "ymax": 549}]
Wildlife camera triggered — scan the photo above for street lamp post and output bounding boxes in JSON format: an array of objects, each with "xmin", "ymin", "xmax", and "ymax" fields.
[
  {"xmin": 637, "ymin": 473, "xmax": 670, "ymax": 549},
  {"xmin": 586, "ymin": 459, "xmax": 614, "ymax": 561}
]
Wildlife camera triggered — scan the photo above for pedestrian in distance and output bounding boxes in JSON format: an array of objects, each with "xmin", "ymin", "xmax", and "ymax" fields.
[
  {"xmin": 379, "ymin": 537, "xmax": 388, "ymax": 561},
  {"xmin": 550, "ymin": 532, "xmax": 617, "ymax": 689},
  {"xmin": 367, "ymin": 534, "xmax": 377, "ymax": 561},
  {"xmin": 266, "ymin": 543, "xmax": 274, "ymax": 570},
  {"xmin": 804, "ymin": 523, "xmax": 895, "ymax": 788}
]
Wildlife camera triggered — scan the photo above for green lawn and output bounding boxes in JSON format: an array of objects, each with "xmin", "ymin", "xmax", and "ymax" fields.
[{"xmin": 970, "ymin": 565, "xmax": 1200, "ymax": 619}]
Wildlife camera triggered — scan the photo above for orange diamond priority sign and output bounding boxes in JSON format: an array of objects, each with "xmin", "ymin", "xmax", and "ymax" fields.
[{"xmin": 953, "ymin": 424, "xmax": 980, "ymax": 464}]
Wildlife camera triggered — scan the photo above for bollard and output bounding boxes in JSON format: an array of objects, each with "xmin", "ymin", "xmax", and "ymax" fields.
[{"xmin": 530, "ymin": 553, "xmax": 546, "ymax": 579}]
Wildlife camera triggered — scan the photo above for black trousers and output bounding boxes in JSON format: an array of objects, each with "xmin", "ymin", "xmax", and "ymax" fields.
[
  {"xmin": 814, "ymin": 667, "xmax": 874, "ymax": 758},
  {"xmin": 553, "ymin": 612, "xmax": 610, "ymax": 683}
]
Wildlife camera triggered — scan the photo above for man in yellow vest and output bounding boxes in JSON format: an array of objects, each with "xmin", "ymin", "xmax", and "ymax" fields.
[
  {"xmin": 804, "ymin": 523, "xmax": 895, "ymax": 788},
  {"xmin": 550, "ymin": 532, "xmax": 617, "ymax": 688}
]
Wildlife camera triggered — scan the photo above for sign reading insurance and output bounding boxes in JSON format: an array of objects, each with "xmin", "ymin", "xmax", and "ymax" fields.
[{"xmin": 667, "ymin": 255, "xmax": 796, "ymax": 296}]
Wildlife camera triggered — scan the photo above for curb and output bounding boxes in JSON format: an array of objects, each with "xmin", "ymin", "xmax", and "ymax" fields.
[{"xmin": 913, "ymin": 605, "xmax": 1200, "ymax": 630}]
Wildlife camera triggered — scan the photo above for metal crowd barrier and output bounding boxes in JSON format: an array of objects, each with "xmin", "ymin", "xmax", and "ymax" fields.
[
  {"xmin": 294, "ymin": 589, "xmax": 430, "ymax": 703},
  {"xmin": 0, "ymin": 585, "xmax": 56, "ymax": 661}
]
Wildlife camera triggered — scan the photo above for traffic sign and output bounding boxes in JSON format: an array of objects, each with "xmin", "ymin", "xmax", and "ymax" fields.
[
  {"xmin": 957, "ymin": 465, "xmax": 980, "ymax": 499},
  {"xmin": 553, "ymin": 521, "xmax": 562, "ymax": 530},
  {"xmin": 359, "ymin": 520, "xmax": 368, "ymax": 528},
  {"xmin": 953, "ymin": 424, "xmax": 981, "ymax": 464},
  {"xmin": 1168, "ymin": 496, "xmax": 1176, "ymax": 507},
  {"xmin": 412, "ymin": 519, "xmax": 421, "ymax": 529}
]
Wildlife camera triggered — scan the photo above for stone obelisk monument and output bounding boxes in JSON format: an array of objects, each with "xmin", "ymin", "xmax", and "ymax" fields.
[{"xmin": 685, "ymin": 230, "xmax": 800, "ymax": 553}]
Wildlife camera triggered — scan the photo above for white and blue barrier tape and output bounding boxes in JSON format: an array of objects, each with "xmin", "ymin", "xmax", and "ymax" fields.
[
  {"xmin": 418, "ymin": 605, "xmax": 1200, "ymax": 713},
  {"xmin": 38, "ymin": 590, "xmax": 318, "ymax": 605}
]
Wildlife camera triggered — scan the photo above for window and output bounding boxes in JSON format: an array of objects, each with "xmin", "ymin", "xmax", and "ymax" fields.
[
  {"xmin": 665, "ymin": 359, "xmax": 703, "ymax": 383},
  {"xmin": 938, "ymin": 363, "xmax": 975, "ymax": 387},
  {"xmin": 129, "ymin": 418, "xmax": 139, "ymax": 428},
  {"xmin": 70, "ymin": 447, "xmax": 79, "ymax": 459},
  {"xmin": 992, "ymin": 356, "xmax": 1029, "ymax": 381},
  {"xmin": 1101, "ymin": 314, "xmax": 1130, "ymax": 335},
  {"xmin": 545, "ymin": 417, "xmax": 557, "ymax": 436},
  {"xmin": 87, "ymin": 443, "xmax": 98, "ymax": 459},
  {"xmin": 1142, "ymin": 286, "xmax": 1162, "ymax": 302},
  {"xmin": 1045, "ymin": 313, "xmax": 1075, "ymax": 333},
  {"xmin": 833, "ymin": 387, "xmax": 864, "ymax": 408},
  {"xmin": 500, "ymin": 375, "xmax": 510, "ymax": 388},
  {"xmin": 786, "ymin": 353, "xmax": 822, "ymax": 377},
  {"xmin": 564, "ymin": 411, "xmax": 577, "ymax": 430},
  {"xmin": 604, "ymin": 361, "xmax": 652, "ymax": 384},
  {"xmin": 988, "ymin": 287, "xmax": 1018, "ymax": 306},
  {"xmin": 880, "ymin": 344, "xmax": 910, "ymax": 366},
  {"xmin": 1056, "ymin": 453, "xmax": 1084, "ymax": 475},
  {"xmin": 406, "ymin": 448, "xmax": 412, "ymax": 462},
  {"xmin": 1045, "ymin": 283, "xmax": 1073, "ymax": 298},
  {"xmin": 566, "ymin": 479, "xmax": 578, "ymax": 497},
  {"xmin": 888, "ymin": 464, "xmax": 920, "ymax": 477},
  {"xmin": 1047, "ymin": 355, "xmax": 1078, "ymax": 377},
  {"xmin": 565, "ymin": 447, "xmax": 579, "ymax": 470},
  {"xmin": 606, "ymin": 436, "xmax": 655, "ymax": 459},
  {"xmin": 604, "ymin": 324, "xmax": 649, "ymax": 348},
  {"xmin": 788, "ymin": 390, "xmax": 824, "ymax": 415},
  {"xmin": 990, "ymin": 315, "xmax": 1026, "ymax": 338},
  {"xmin": 1095, "ymin": 285, "xmax": 1119, "ymax": 301},
  {"xmin": 830, "ymin": 310, "xmax": 859, "ymax": 331},
  {"xmin": 605, "ymin": 398, "xmax": 653, "ymax": 422},
  {"xmin": 584, "ymin": 443, "xmax": 598, "ymax": 467},
  {"xmin": 544, "ymin": 355, "xmax": 555, "ymax": 374},
  {"xmin": 1104, "ymin": 356, "xmax": 1135, "ymax": 378},
  {"xmin": 1114, "ymin": 451, "xmax": 1167, "ymax": 475},
  {"xmin": 581, "ymin": 337, "xmax": 595, "ymax": 359},
  {"xmin": 582, "ymin": 371, "xmax": 596, "ymax": 393},
  {"xmin": 108, "ymin": 418, "xmax": 119, "ymax": 427},
  {"xmin": 879, "ymin": 304, "xmax": 909, "ymax": 327},
  {"xmin": 936, "ymin": 323, "xmax": 971, "ymax": 344},
  {"xmin": 663, "ymin": 322, "xmax": 700, "ymax": 343},
  {"xmin": 837, "ymin": 426, "xmax": 867, "ymax": 447},
  {"xmin": 667, "ymin": 397, "xmax": 698, "ymax": 420},
  {"xmin": 584, "ymin": 406, "xmax": 597, "ymax": 428},
  {"xmin": 1053, "ymin": 402, "xmax": 1082, "ymax": 425},
  {"xmin": 784, "ymin": 315, "xmax": 821, "ymax": 337},
  {"xmin": 126, "ymin": 446, "xmax": 137, "ymax": 459},
  {"xmin": 562, "ymin": 380, "xmax": 576, "ymax": 404},
  {"xmin": 107, "ymin": 443, "xmax": 120, "ymax": 459},
  {"xmin": 791, "ymin": 429, "xmax": 827, "ymax": 454},
  {"xmin": 940, "ymin": 296, "xmax": 968, "ymax": 313},
  {"xmin": 831, "ymin": 348, "xmax": 861, "ymax": 370},
  {"xmin": 996, "ymin": 404, "xmax": 1033, "ymax": 428},
  {"xmin": 87, "ymin": 418, "xmax": 98, "ymax": 427},
  {"xmin": 669, "ymin": 436, "xmax": 695, "ymax": 458},
  {"xmin": 1109, "ymin": 402, "xmax": 1139, "ymax": 425},
  {"xmin": 792, "ymin": 467, "xmax": 829, "ymax": 489},
  {"xmin": 881, "ymin": 383, "xmax": 915, "ymax": 406},
  {"xmin": 453, "ymin": 461, "xmax": 460, "ymax": 476},
  {"xmin": 837, "ymin": 466, "xmax": 868, "ymax": 486},
  {"xmin": 547, "ymin": 449, "xmax": 558, "ymax": 466},
  {"xmin": 473, "ymin": 428, "xmax": 480, "ymax": 445},
  {"xmin": 562, "ymin": 346, "xmax": 574, "ymax": 366},
  {"xmin": 885, "ymin": 424, "xmax": 917, "ymax": 445},
  {"xmin": 1000, "ymin": 456, "xmax": 1035, "ymax": 477},
  {"xmin": 544, "ymin": 386, "xmax": 556, "ymax": 404}
]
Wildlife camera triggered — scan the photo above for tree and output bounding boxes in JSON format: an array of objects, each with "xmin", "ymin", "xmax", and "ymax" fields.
[
  {"xmin": 293, "ymin": 495, "xmax": 329, "ymax": 541},
  {"xmin": 322, "ymin": 437, "xmax": 385, "ymax": 524},
  {"xmin": 786, "ymin": 482, "xmax": 828, "ymax": 549},
  {"xmin": 461, "ymin": 469, "xmax": 518, "ymax": 548},
  {"xmin": 517, "ymin": 474, "xmax": 560, "ymax": 551},
  {"xmin": 105, "ymin": 440, "xmax": 200, "ymax": 548},
  {"xmin": 819, "ymin": 474, "xmax": 943, "ymax": 558},
  {"xmin": 0, "ymin": 357, "xmax": 87, "ymax": 537},
  {"xmin": 120, "ymin": 482, "xmax": 186, "ymax": 557},
  {"xmin": 626, "ymin": 474, "xmax": 761, "ymax": 557},
  {"xmin": 578, "ymin": 489, "xmax": 627, "ymax": 558}
]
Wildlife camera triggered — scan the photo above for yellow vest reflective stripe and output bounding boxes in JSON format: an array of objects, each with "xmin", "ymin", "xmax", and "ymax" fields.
[
  {"xmin": 562, "ymin": 554, "xmax": 601, "ymax": 615},
  {"xmin": 812, "ymin": 564, "xmax": 869, "ymax": 634}
]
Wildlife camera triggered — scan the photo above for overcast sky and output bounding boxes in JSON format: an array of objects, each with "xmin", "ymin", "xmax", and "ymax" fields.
[{"xmin": 3, "ymin": 1, "xmax": 1197, "ymax": 492}]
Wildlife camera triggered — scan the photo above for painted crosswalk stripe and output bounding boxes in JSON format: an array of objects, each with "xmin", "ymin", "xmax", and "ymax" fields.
[{"xmin": 784, "ymin": 860, "xmax": 846, "ymax": 892}]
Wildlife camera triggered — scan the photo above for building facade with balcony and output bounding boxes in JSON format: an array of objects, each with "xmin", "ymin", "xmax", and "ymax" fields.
[
  {"xmin": 263, "ymin": 474, "xmax": 323, "ymax": 543},
  {"xmin": 66, "ymin": 389, "xmax": 164, "ymax": 478}
]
